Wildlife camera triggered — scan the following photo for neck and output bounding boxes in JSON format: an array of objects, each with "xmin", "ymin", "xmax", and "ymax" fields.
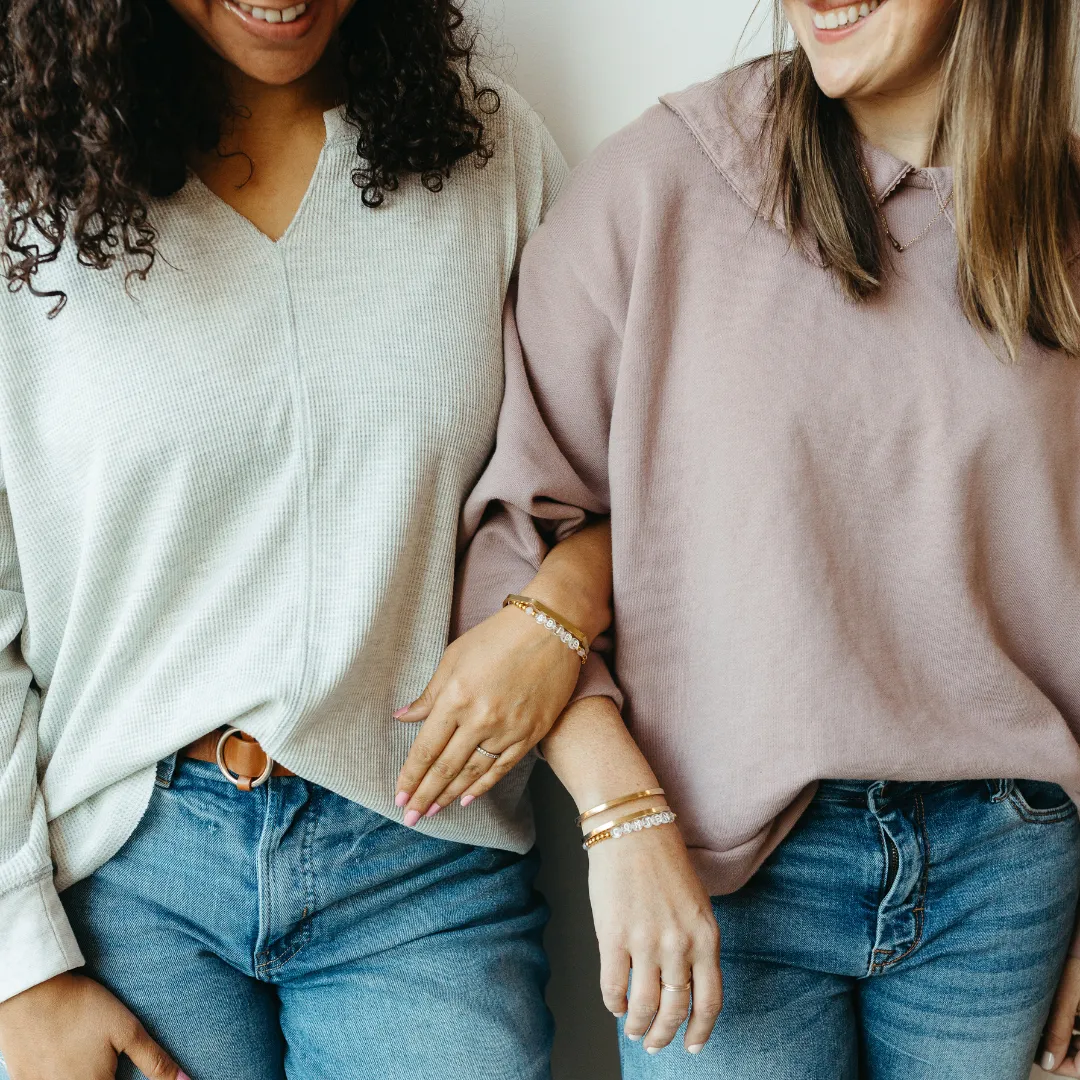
[
  {"xmin": 844, "ymin": 68, "xmax": 946, "ymax": 168},
  {"xmin": 213, "ymin": 58, "xmax": 340, "ymax": 159}
]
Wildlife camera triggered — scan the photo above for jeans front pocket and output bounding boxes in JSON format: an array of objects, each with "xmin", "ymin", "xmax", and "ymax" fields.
[{"xmin": 1004, "ymin": 779, "xmax": 1078, "ymax": 823}]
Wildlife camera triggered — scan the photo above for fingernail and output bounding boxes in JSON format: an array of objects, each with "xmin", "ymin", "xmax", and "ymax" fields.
[
  {"xmin": 394, "ymin": 791, "xmax": 409, "ymax": 808},
  {"xmin": 627, "ymin": 1033, "xmax": 642, "ymax": 1042},
  {"xmin": 393, "ymin": 706, "xmax": 409, "ymax": 719},
  {"xmin": 646, "ymin": 1047, "xmax": 661, "ymax": 1055},
  {"xmin": 460, "ymin": 795, "xmax": 475, "ymax": 808},
  {"xmin": 687, "ymin": 1044, "xmax": 704, "ymax": 1055},
  {"xmin": 1042, "ymin": 1052, "xmax": 1057, "ymax": 1071},
  {"xmin": 426, "ymin": 803, "xmax": 441, "ymax": 817},
  {"xmin": 178, "ymin": 1073, "xmax": 192, "ymax": 1080},
  {"xmin": 404, "ymin": 809, "xmax": 421, "ymax": 827}
]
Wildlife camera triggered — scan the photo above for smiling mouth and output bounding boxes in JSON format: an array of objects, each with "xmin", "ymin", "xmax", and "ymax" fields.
[{"xmin": 812, "ymin": 0, "xmax": 886, "ymax": 30}]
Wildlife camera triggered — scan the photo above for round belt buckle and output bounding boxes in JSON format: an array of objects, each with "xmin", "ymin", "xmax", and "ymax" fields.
[{"xmin": 216, "ymin": 727, "xmax": 274, "ymax": 790}]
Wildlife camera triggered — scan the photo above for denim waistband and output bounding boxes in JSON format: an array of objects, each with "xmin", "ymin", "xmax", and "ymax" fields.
[{"xmin": 814, "ymin": 779, "xmax": 1007, "ymax": 805}]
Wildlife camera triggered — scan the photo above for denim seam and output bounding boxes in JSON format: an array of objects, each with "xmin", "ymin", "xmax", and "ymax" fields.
[
  {"xmin": 1004, "ymin": 790, "xmax": 1077, "ymax": 824},
  {"xmin": 876, "ymin": 793, "xmax": 930, "ymax": 972}
]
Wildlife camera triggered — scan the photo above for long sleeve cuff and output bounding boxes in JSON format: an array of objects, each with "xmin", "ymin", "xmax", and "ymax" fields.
[
  {"xmin": 0, "ymin": 875, "xmax": 84, "ymax": 1003},
  {"xmin": 571, "ymin": 649, "xmax": 623, "ymax": 711}
]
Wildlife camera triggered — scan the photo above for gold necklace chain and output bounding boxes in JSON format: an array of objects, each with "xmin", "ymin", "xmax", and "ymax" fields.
[{"xmin": 859, "ymin": 162, "xmax": 953, "ymax": 253}]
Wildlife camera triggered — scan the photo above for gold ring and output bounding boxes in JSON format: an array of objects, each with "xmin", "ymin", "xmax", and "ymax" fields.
[
  {"xmin": 660, "ymin": 980, "xmax": 692, "ymax": 993},
  {"xmin": 475, "ymin": 746, "xmax": 500, "ymax": 761}
]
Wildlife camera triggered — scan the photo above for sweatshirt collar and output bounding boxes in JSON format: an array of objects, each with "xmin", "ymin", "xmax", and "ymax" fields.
[{"xmin": 661, "ymin": 64, "xmax": 955, "ymax": 255}]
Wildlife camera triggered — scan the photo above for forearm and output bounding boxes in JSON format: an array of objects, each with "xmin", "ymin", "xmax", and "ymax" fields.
[
  {"xmin": 518, "ymin": 520, "xmax": 612, "ymax": 644},
  {"xmin": 540, "ymin": 694, "xmax": 659, "ymax": 816}
]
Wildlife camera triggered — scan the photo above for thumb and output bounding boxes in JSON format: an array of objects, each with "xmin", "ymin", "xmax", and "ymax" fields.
[
  {"xmin": 119, "ymin": 1022, "xmax": 188, "ymax": 1080},
  {"xmin": 394, "ymin": 665, "xmax": 449, "ymax": 723},
  {"xmin": 393, "ymin": 688, "xmax": 434, "ymax": 723}
]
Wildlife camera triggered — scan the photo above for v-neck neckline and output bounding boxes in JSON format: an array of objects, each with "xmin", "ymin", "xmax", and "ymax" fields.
[{"xmin": 186, "ymin": 105, "xmax": 350, "ymax": 248}]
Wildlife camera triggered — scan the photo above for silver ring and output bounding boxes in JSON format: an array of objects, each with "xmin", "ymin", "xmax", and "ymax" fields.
[
  {"xmin": 216, "ymin": 727, "xmax": 274, "ymax": 789},
  {"xmin": 475, "ymin": 746, "xmax": 500, "ymax": 761}
]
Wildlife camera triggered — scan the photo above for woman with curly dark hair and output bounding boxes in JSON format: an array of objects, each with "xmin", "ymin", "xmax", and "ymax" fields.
[{"xmin": 0, "ymin": 1, "xmax": 631, "ymax": 1077}]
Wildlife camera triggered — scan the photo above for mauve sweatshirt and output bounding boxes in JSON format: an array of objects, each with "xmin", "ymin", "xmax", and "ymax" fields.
[{"xmin": 455, "ymin": 64, "xmax": 1080, "ymax": 897}]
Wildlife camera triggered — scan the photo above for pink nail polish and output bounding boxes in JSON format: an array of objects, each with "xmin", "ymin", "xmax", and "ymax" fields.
[
  {"xmin": 394, "ymin": 791, "xmax": 410, "ymax": 808},
  {"xmin": 426, "ymin": 803, "xmax": 441, "ymax": 817},
  {"xmin": 404, "ymin": 809, "xmax": 421, "ymax": 827},
  {"xmin": 393, "ymin": 706, "xmax": 409, "ymax": 719},
  {"xmin": 460, "ymin": 795, "xmax": 475, "ymax": 808}
]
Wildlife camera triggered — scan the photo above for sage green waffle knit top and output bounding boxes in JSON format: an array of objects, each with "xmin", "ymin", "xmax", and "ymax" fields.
[{"xmin": 0, "ymin": 82, "xmax": 567, "ymax": 1002}]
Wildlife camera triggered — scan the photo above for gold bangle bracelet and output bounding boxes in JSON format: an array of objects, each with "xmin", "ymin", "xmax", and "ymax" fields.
[
  {"xmin": 503, "ymin": 595, "xmax": 590, "ymax": 664},
  {"xmin": 583, "ymin": 805, "xmax": 672, "ymax": 843},
  {"xmin": 576, "ymin": 788, "xmax": 667, "ymax": 826}
]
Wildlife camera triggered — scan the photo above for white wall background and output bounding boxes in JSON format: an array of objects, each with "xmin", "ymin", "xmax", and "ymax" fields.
[{"xmin": 477, "ymin": 3, "xmax": 1052, "ymax": 1078}]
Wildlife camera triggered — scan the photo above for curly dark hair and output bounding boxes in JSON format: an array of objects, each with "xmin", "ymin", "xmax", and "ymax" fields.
[{"xmin": 0, "ymin": 0, "xmax": 500, "ymax": 314}]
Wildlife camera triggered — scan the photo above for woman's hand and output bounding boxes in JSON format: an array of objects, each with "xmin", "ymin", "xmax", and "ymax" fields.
[
  {"xmin": 0, "ymin": 972, "xmax": 187, "ymax": 1080},
  {"xmin": 1041, "ymin": 956, "xmax": 1080, "ymax": 1075},
  {"xmin": 588, "ymin": 824, "xmax": 724, "ymax": 1056},
  {"xmin": 393, "ymin": 604, "xmax": 582, "ymax": 822}
]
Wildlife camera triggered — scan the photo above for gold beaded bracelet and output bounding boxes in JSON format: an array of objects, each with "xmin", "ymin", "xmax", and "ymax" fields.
[
  {"xmin": 582, "ymin": 806, "xmax": 678, "ymax": 851},
  {"xmin": 503, "ymin": 595, "xmax": 589, "ymax": 664}
]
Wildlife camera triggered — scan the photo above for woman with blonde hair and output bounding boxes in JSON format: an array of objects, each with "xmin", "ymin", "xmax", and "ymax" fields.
[{"xmin": 397, "ymin": 0, "xmax": 1080, "ymax": 1074}]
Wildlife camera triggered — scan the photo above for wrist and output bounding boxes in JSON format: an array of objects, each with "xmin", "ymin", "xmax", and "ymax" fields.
[{"xmin": 519, "ymin": 577, "xmax": 610, "ymax": 644}]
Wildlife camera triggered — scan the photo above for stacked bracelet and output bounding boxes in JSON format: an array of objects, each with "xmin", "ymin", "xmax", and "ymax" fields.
[
  {"xmin": 582, "ymin": 806, "xmax": 678, "ymax": 851},
  {"xmin": 503, "ymin": 595, "xmax": 589, "ymax": 664},
  {"xmin": 576, "ymin": 788, "xmax": 666, "ymax": 826}
]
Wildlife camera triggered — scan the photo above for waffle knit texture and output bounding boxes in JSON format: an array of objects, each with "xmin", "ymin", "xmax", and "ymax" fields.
[{"xmin": 0, "ymin": 82, "xmax": 567, "ymax": 1002}]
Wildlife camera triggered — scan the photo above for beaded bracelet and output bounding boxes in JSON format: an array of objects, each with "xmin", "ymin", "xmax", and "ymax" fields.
[
  {"xmin": 503, "ymin": 595, "xmax": 589, "ymax": 664},
  {"xmin": 582, "ymin": 807, "xmax": 678, "ymax": 851}
]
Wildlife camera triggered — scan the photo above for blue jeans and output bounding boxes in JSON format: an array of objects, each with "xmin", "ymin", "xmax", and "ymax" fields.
[
  {"xmin": 16, "ymin": 756, "xmax": 553, "ymax": 1080},
  {"xmin": 621, "ymin": 779, "xmax": 1080, "ymax": 1080}
]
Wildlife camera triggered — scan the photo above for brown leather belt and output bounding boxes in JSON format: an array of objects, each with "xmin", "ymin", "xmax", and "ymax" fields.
[{"xmin": 181, "ymin": 727, "xmax": 295, "ymax": 791}]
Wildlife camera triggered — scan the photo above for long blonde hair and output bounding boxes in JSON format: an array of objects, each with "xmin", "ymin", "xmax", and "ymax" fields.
[{"xmin": 763, "ymin": 0, "xmax": 1080, "ymax": 360}]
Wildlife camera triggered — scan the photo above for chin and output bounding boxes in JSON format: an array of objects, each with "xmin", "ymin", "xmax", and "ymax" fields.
[{"xmin": 806, "ymin": 59, "xmax": 876, "ymax": 100}]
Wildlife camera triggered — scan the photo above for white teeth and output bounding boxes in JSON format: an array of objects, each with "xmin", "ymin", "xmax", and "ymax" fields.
[
  {"xmin": 814, "ymin": 0, "xmax": 882, "ymax": 30},
  {"xmin": 237, "ymin": 1, "xmax": 306, "ymax": 21}
]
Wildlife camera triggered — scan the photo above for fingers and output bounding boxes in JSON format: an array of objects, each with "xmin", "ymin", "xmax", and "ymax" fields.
[
  {"xmin": 457, "ymin": 748, "xmax": 528, "ymax": 807},
  {"xmin": 404, "ymin": 727, "xmax": 505, "ymax": 821},
  {"xmin": 685, "ymin": 956, "xmax": 723, "ymax": 1054},
  {"xmin": 599, "ymin": 946, "xmax": 631, "ymax": 1019},
  {"xmin": 624, "ymin": 963, "xmax": 660, "ymax": 1044},
  {"xmin": 643, "ymin": 962, "xmax": 692, "ymax": 1054},
  {"xmin": 116, "ymin": 1019, "xmax": 187, "ymax": 1080},
  {"xmin": 393, "ymin": 711, "xmax": 457, "ymax": 810},
  {"xmin": 438, "ymin": 744, "xmax": 527, "ymax": 808},
  {"xmin": 1043, "ymin": 958, "xmax": 1080, "ymax": 1074}
]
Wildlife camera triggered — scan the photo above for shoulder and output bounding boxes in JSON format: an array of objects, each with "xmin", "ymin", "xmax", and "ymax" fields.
[{"xmin": 473, "ymin": 70, "xmax": 567, "ymax": 184}]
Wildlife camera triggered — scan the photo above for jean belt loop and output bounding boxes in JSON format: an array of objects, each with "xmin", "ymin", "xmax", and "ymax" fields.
[{"xmin": 155, "ymin": 751, "xmax": 180, "ymax": 788}]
